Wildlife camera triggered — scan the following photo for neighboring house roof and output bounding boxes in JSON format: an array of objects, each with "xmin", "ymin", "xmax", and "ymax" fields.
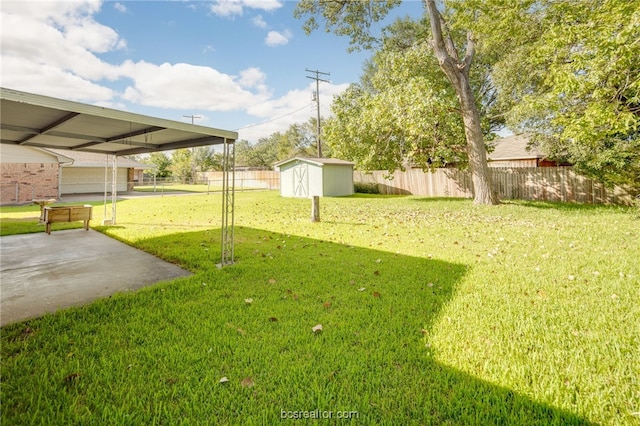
[
  {"xmin": 273, "ymin": 157, "xmax": 354, "ymax": 168},
  {"xmin": 488, "ymin": 134, "xmax": 546, "ymax": 161},
  {"xmin": 45, "ymin": 148, "xmax": 153, "ymax": 169},
  {"xmin": 0, "ymin": 144, "xmax": 73, "ymax": 164}
]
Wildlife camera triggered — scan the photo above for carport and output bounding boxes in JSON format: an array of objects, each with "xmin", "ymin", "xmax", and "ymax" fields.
[{"xmin": 0, "ymin": 87, "xmax": 237, "ymax": 265}]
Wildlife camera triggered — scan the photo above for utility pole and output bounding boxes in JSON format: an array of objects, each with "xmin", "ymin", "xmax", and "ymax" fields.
[
  {"xmin": 184, "ymin": 115, "xmax": 201, "ymax": 184},
  {"xmin": 183, "ymin": 114, "xmax": 201, "ymax": 125},
  {"xmin": 305, "ymin": 69, "xmax": 330, "ymax": 158}
]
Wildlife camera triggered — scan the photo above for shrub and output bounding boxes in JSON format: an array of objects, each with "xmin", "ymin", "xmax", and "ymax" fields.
[{"xmin": 354, "ymin": 182, "xmax": 380, "ymax": 194}]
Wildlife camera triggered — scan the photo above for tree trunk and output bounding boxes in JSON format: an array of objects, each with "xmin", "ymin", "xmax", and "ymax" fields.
[
  {"xmin": 424, "ymin": 0, "xmax": 499, "ymax": 205},
  {"xmin": 457, "ymin": 77, "xmax": 500, "ymax": 205}
]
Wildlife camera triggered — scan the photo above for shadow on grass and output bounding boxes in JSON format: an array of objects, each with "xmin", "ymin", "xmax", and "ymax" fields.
[{"xmin": 1, "ymin": 226, "xmax": 591, "ymax": 424}]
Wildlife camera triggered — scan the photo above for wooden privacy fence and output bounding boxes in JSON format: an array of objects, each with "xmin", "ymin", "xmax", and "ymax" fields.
[
  {"xmin": 199, "ymin": 170, "xmax": 280, "ymax": 191},
  {"xmin": 354, "ymin": 167, "xmax": 635, "ymax": 205},
  {"xmin": 197, "ymin": 167, "xmax": 633, "ymax": 205}
]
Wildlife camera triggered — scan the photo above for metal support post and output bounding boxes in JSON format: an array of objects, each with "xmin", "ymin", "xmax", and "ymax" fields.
[
  {"xmin": 111, "ymin": 154, "xmax": 118, "ymax": 225},
  {"xmin": 220, "ymin": 139, "xmax": 236, "ymax": 266}
]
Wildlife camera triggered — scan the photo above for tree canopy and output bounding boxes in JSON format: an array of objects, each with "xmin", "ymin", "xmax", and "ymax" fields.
[
  {"xmin": 324, "ymin": 16, "xmax": 502, "ymax": 174},
  {"xmin": 298, "ymin": 0, "xmax": 640, "ymax": 194},
  {"xmin": 297, "ymin": 0, "xmax": 500, "ymax": 204},
  {"xmin": 143, "ymin": 152, "xmax": 172, "ymax": 178},
  {"xmin": 480, "ymin": 0, "xmax": 640, "ymax": 190},
  {"xmin": 235, "ymin": 118, "xmax": 327, "ymax": 168}
]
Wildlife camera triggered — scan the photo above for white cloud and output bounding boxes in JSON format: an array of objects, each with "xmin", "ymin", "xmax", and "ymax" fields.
[
  {"xmin": 114, "ymin": 2, "xmax": 127, "ymax": 13},
  {"xmin": 119, "ymin": 61, "xmax": 271, "ymax": 112},
  {"xmin": 237, "ymin": 67, "xmax": 267, "ymax": 90},
  {"xmin": 0, "ymin": 1, "xmax": 124, "ymax": 85},
  {"xmin": 210, "ymin": 0, "xmax": 282, "ymax": 17},
  {"xmin": 0, "ymin": 1, "xmax": 345, "ymax": 144},
  {"xmin": 242, "ymin": 0, "xmax": 282, "ymax": 11},
  {"xmin": 251, "ymin": 14, "xmax": 267, "ymax": 29},
  {"xmin": 238, "ymin": 81, "xmax": 349, "ymax": 142},
  {"xmin": 210, "ymin": 1, "xmax": 243, "ymax": 17},
  {"xmin": 1, "ymin": 56, "xmax": 115, "ymax": 102},
  {"xmin": 265, "ymin": 29, "xmax": 291, "ymax": 47}
]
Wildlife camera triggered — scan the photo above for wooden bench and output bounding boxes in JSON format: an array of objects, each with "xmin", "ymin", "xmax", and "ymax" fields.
[{"xmin": 44, "ymin": 205, "xmax": 93, "ymax": 235}]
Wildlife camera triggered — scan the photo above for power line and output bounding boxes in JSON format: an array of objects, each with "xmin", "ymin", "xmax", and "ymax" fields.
[
  {"xmin": 235, "ymin": 103, "xmax": 314, "ymax": 131},
  {"xmin": 306, "ymin": 68, "xmax": 330, "ymax": 158}
]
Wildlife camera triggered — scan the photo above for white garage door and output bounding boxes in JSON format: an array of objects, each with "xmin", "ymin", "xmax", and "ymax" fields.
[{"xmin": 61, "ymin": 167, "xmax": 128, "ymax": 194}]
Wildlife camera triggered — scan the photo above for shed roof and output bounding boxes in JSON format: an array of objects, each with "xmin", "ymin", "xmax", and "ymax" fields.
[
  {"xmin": 488, "ymin": 134, "xmax": 546, "ymax": 161},
  {"xmin": 0, "ymin": 87, "xmax": 237, "ymax": 156},
  {"xmin": 273, "ymin": 157, "xmax": 354, "ymax": 168}
]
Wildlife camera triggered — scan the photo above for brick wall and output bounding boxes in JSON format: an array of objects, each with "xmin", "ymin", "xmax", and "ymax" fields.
[{"xmin": 0, "ymin": 163, "xmax": 60, "ymax": 205}]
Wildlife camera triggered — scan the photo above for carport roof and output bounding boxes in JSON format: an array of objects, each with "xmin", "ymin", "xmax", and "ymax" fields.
[{"xmin": 0, "ymin": 87, "xmax": 237, "ymax": 156}]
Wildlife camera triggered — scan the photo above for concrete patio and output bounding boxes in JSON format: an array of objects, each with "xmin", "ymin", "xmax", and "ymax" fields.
[{"xmin": 0, "ymin": 229, "xmax": 191, "ymax": 326}]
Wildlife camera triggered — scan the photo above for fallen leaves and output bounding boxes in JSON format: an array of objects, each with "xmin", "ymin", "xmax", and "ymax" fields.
[
  {"xmin": 226, "ymin": 322, "xmax": 246, "ymax": 336},
  {"xmin": 219, "ymin": 376, "xmax": 256, "ymax": 388},
  {"xmin": 241, "ymin": 377, "xmax": 255, "ymax": 388},
  {"xmin": 63, "ymin": 373, "xmax": 80, "ymax": 384}
]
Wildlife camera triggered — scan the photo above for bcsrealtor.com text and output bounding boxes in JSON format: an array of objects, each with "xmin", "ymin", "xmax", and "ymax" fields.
[{"xmin": 280, "ymin": 409, "xmax": 359, "ymax": 420}]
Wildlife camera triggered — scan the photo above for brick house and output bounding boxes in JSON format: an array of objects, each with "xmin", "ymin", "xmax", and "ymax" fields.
[
  {"xmin": 0, "ymin": 145, "xmax": 72, "ymax": 204},
  {"xmin": 488, "ymin": 134, "xmax": 567, "ymax": 167},
  {"xmin": 1, "ymin": 145, "xmax": 150, "ymax": 205},
  {"xmin": 46, "ymin": 149, "xmax": 151, "ymax": 194}
]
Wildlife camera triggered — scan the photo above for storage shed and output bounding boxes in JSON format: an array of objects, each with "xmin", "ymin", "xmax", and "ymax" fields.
[{"xmin": 274, "ymin": 157, "xmax": 354, "ymax": 198}]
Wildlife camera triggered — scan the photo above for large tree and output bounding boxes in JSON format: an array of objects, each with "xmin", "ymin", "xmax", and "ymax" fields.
[
  {"xmin": 170, "ymin": 148, "xmax": 193, "ymax": 184},
  {"xmin": 143, "ymin": 152, "xmax": 172, "ymax": 178},
  {"xmin": 324, "ymin": 17, "xmax": 500, "ymax": 173},
  {"xmin": 295, "ymin": 0, "xmax": 500, "ymax": 204},
  {"xmin": 475, "ymin": 0, "xmax": 640, "ymax": 191}
]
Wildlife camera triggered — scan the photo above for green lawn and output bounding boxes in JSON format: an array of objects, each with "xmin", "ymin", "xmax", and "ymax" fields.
[
  {"xmin": 1, "ymin": 192, "xmax": 638, "ymax": 424},
  {"xmin": 134, "ymin": 183, "xmax": 213, "ymax": 193}
]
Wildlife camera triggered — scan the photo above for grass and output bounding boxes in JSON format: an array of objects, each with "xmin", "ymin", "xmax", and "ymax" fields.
[
  {"xmin": 134, "ymin": 184, "xmax": 213, "ymax": 193},
  {"xmin": 1, "ymin": 192, "xmax": 638, "ymax": 424}
]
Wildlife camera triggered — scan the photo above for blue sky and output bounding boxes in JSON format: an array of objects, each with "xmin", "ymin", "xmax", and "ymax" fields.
[{"xmin": 1, "ymin": 0, "xmax": 425, "ymax": 143}]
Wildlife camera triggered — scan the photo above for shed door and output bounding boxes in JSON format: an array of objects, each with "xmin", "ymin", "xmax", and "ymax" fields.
[{"xmin": 293, "ymin": 165, "xmax": 308, "ymax": 197}]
